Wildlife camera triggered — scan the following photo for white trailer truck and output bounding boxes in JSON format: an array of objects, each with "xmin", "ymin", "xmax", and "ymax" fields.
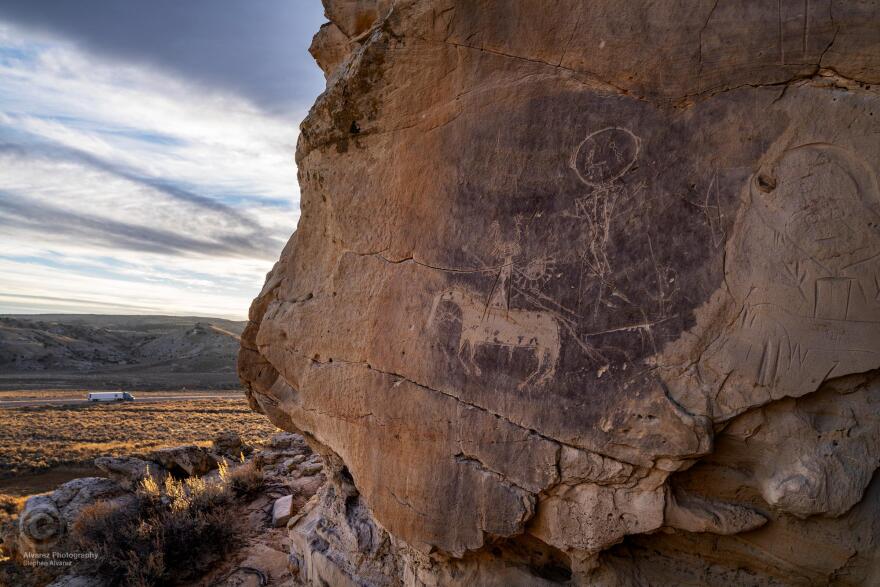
[{"xmin": 87, "ymin": 391, "xmax": 135, "ymax": 402}]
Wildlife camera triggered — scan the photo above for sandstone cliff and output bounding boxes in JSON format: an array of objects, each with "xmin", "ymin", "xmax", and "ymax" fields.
[{"xmin": 239, "ymin": 1, "xmax": 880, "ymax": 584}]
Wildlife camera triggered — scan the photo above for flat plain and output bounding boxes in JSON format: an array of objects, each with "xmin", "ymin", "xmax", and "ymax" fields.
[{"xmin": 0, "ymin": 393, "xmax": 279, "ymax": 496}]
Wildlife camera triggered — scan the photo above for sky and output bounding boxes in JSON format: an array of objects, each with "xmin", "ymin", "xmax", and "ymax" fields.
[{"xmin": 0, "ymin": 1, "xmax": 327, "ymax": 319}]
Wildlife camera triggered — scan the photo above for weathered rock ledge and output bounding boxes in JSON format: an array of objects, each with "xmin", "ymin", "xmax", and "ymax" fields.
[{"xmin": 240, "ymin": 1, "xmax": 880, "ymax": 584}]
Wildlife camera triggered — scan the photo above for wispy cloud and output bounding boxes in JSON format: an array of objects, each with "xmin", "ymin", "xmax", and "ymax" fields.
[
  {"xmin": 0, "ymin": 0, "xmax": 326, "ymax": 116},
  {"xmin": 0, "ymin": 19, "xmax": 321, "ymax": 319}
]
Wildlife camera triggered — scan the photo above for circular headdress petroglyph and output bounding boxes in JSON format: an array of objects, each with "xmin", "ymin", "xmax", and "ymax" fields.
[{"xmin": 571, "ymin": 127, "xmax": 640, "ymax": 186}]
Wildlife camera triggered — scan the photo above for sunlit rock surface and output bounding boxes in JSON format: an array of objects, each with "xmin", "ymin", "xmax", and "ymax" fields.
[{"xmin": 240, "ymin": 0, "xmax": 880, "ymax": 584}]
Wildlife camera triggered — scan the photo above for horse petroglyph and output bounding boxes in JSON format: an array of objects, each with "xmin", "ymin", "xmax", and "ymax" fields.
[
  {"xmin": 428, "ymin": 219, "xmax": 565, "ymax": 388},
  {"xmin": 428, "ymin": 288, "xmax": 561, "ymax": 389}
]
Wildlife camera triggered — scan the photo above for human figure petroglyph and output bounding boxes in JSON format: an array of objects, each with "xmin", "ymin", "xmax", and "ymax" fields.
[
  {"xmin": 427, "ymin": 288, "xmax": 562, "ymax": 389},
  {"xmin": 571, "ymin": 126, "xmax": 639, "ymax": 281},
  {"xmin": 573, "ymin": 180, "xmax": 647, "ymax": 284},
  {"xmin": 570, "ymin": 127, "xmax": 646, "ymax": 324},
  {"xmin": 486, "ymin": 219, "xmax": 523, "ymax": 311}
]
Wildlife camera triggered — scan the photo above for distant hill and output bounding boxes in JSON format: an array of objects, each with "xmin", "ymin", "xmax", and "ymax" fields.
[{"xmin": 0, "ymin": 315, "xmax": 247, "ymax": 390}]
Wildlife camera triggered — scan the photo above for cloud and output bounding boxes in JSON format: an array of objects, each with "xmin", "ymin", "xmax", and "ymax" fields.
[
  {"xmin": 0, "ymin": 0, "xmax": 327, "ymax": 116},
  {"xmin": 0, "ymin": 256, "xmax": 263, "ymax": 319},
  {"xmin": 0, "ymin": 141, "xmax": 266, "ymax": 229},
  {"xmin": 0, "ymin": 190, "xmax": 284, "ymax": 259},
  {"xmin": 0, "ymin": 18, "xmax": 313, "ymax": 318}
]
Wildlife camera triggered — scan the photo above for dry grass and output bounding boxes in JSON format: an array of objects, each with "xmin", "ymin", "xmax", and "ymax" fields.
[
  {"xmin": 0, "ymin": 390, "xmax": 240, "ymax": 401},
  {"xmin": 0, "ymin": 399, "xmax": 278, "ymax": 479},
  {"xmin": 0, "ymin": 390, "xmax": 99, "ymax": 400},
  {"xmin": 219, "ymin": 459, "xmax": 264, "ymax": 498},
  {"xmin": 71, "ymin": 469, "xmax": 248, "ymax": 586},
  {"xmin": 0, "ymin": 495, "xmax": 27, "ymax": 573},
  {"xmin": 0, "ymin": 494, "xmax": 27, "ymax": 545},
  {"xmin": 0, "ymin": 494, "xmax": 26, "ymax": 518}
]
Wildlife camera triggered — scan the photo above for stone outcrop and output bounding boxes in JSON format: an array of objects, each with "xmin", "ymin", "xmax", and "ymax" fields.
[
  {"xmin": 212, "ymin": 430, "xmax": 252, "ymax": 458},
  {"xmin": 148, "ymin": 445, "xmax": 218, "ymax": 478},
  {"xmin": 16, "ymin": 478, "xmax": 127, "ymax": 554},
  {"xmin": 93, "ymin": 456, "xmax": 164, "ymax": 489},
  {"xmin": 239, "ymin": 0, "xmax": 880, "ymax": 584}
]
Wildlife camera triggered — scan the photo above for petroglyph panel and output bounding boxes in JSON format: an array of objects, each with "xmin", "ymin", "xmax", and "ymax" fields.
[
  {"xmin": 240, "ymin": 2, "xmax": 880, "ymax": 580},
  {"xmin": 411, "ymin": 103, "xmax": 746, "ymax": 428}
]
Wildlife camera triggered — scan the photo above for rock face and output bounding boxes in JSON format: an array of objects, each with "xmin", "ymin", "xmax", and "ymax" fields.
[{"xmin": 239, "ymin": 1, "xmax": 880, "ymax": 584}]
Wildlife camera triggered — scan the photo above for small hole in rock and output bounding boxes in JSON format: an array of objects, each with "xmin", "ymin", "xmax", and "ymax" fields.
[{"xmin": 756, "ymin": 173, "xmax": 777, "ymax": 193}]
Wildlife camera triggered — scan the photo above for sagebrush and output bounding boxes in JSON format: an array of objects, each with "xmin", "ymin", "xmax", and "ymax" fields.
[{"xmin": 71, "ymin": 464, "xmax": 261, "ymax": 586}]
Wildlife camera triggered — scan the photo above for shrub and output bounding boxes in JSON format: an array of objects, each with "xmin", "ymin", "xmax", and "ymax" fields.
[
  {"xmin": 0, "ymin": 494, "xmax": 27, "ymax": 560},
  {"xmin": 71, "ymin": 473, "xmax": 242, "ymax": 586},
  {"xmin": 219, "ymin": 460, "xmax": 264, "ymax": 498},
  {"xmin": 0, "ymin": 494, "xmax": 26, "ymax": 518}
]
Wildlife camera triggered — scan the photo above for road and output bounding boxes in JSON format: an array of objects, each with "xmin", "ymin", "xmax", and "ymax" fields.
[{"xmin": 0, "ymin": 392, "xmax": 245, "ymax": 408}]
